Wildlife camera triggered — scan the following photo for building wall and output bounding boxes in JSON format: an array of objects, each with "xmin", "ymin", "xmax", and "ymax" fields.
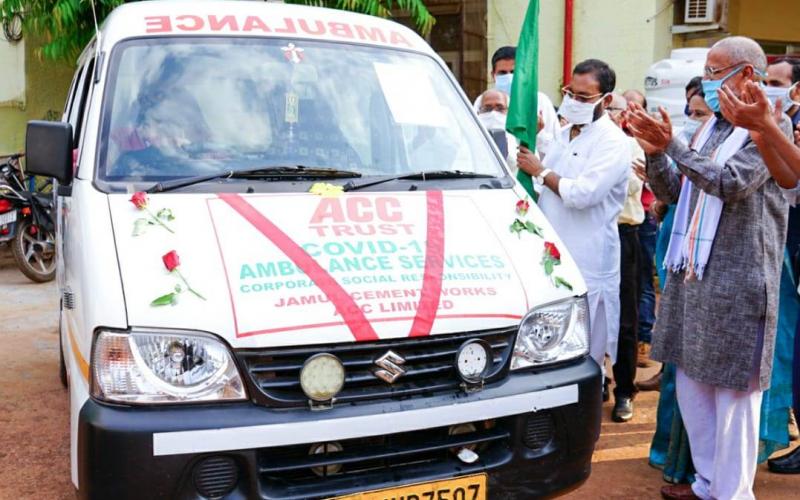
[
  {"xmin": 0, "ymin": 37, "xmax": 24, "ymax": 105},
  {"xmin": 488, "ymin": 0, "xmax": 674, "ymax": 104},
  {"xmin": 671, "ymin": 0, "xmax": 800, "ymax": 56},
  {"xmin": 728, "ymin": 0, "xmax": 800, "ymax": 44},
  {"xmin": 0, "ymin": 36, "xmax": 75, "ymax": 156}
]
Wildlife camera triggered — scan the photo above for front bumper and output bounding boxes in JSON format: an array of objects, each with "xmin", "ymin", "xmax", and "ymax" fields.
[{"xmin": 77, "ymin": 356, "xmax": 601, "ymax": 500}]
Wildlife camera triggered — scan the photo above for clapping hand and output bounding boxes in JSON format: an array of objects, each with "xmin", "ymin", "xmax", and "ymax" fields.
[
  {"xmin": 624, "ymin": 103, "xmax": 672, "ymax": 155},
  {"xmin": 718, "ymin": 81, "xmax": 778, "ymax": 134}
]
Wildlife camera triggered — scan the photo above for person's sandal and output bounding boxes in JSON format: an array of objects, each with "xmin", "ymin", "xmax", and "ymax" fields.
[
  {"xmin": 636, "ymin": 372, "xmax": 662, "ymax": 392},
  {"xmin": 661, "ymin": 484, "xmax": 699, "ymax": 499}
]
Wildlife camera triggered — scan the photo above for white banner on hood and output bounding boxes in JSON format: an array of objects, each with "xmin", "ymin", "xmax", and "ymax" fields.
[{"xmin": 206, "ymin": 192, "xmax": 525, "ymax": 341}]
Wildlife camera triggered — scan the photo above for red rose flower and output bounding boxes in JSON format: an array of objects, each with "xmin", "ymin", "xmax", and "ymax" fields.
[
  {"xmin": 130, "ymin": 191, "xmax": 148, "ymax": 209},
  {"xmin": 544, "ymin": 242, "xmax": 560, "ymax": 261},
  {"xmin": 516, "ymin": 198, "xmax": 530, "ymax": 216},
  {"xmin": 162, "ymin": 250, "xmax": 181, "ymax": 272}
]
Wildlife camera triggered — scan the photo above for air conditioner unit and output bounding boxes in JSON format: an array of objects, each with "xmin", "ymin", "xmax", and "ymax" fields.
[{"xmin": 685, "ymin": 0, "xmax": 716, "ymax": 24}]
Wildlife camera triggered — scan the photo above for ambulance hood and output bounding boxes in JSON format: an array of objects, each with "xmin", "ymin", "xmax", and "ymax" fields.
[{"xmin": 108, "ymin": 189, "xmax": 586, "ymax": 349}]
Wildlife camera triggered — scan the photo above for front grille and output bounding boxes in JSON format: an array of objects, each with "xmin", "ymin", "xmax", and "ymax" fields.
[
  {"xmin": 523, "ymin": 411, "xmax": 554, "ymax": 450},
  {"xmin": 257, "ymin": 419, "xmax": 511, "ymax": 497},
  {"xmin": 237, "ymin": 327, "xmax": 516, "ymax": 408},
  {"xmin": 193, "ymin": 456, "xmax": 239, "ymax": 499}
]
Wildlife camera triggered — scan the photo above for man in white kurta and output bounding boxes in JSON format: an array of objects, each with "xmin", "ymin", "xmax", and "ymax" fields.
[{"xmin": 517, "ymin": 59, "xmax": 631, "ymax": 370}]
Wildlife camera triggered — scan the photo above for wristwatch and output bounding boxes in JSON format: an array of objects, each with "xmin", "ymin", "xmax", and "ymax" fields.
[{"xmin": 536, "ymin": 168, "xmax": 552, "ymax": 185}]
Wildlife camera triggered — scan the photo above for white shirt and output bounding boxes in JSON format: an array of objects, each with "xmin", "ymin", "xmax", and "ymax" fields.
[
  {"xmin": 538, "ymin": 114, "xmax": 630, "ymax": 282},
  {"xmin": 617, "ymin": 137, "xmax": 645, "ymax": 226}
]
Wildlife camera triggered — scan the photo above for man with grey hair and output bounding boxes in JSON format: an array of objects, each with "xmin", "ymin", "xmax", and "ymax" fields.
[
  {"xmin": 476, "ymin": 88, "xmax": 518, "ymax": 170},
  {"xmin": 626, "ymin": 36, "xmax": 794, "ymax": 500}
]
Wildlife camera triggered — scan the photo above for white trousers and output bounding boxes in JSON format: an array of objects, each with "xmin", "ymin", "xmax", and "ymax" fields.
[
  {"xmin": 586, "ymin": 286, "xmax": 620, "ymax": 368},
  {"xmin": 676, "ymin": 368, "xmax": 763, "ymax": 500}
]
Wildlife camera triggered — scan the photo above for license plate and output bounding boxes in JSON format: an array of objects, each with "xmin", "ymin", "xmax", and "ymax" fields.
[
  {"xmin": 0, "ymin": 210, "xmax": 16, "ymax": 225},
  {"xmin": 332, "ymin": 474, "xmax": 486, "ymax": 500}
]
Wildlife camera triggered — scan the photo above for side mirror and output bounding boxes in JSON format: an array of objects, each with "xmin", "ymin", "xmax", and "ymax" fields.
[{"xmin": 25, "ymin": 120, "xmax": 74, "ymax": 185}]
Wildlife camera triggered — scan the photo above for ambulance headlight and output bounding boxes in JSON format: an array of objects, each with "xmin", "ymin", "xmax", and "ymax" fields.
[
  {"xmin": 511, "ymin": 296, "xmax": 589, "ymax": 369},
  {"xmin": 91, "ymin": 329, "xmax": 247, "ymax": 404}
]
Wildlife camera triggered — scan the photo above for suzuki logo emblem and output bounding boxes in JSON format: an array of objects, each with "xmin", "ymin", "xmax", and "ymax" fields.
[{"xmin": 373, "ymin": 350, "xmax": 406, "ymax": 384}]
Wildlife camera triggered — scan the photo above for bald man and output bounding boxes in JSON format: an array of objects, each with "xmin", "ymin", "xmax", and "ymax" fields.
[
  {"xmin": 476, "ymin": 89, "xmax": 518, "ymax": 171},
  {"xmin": 627, "ymin": 36, "xmax": 794, "ymax": 500},
  {"xmin": 623, "ymin": 89, "xmax": 646, "ymax": 109}
]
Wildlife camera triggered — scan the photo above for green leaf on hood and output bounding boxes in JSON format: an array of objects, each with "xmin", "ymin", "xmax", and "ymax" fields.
[
  {"xmin": 132, "ymin": 218, "xmax": 149, "ymax": 237},
  {"xmin": 554, "ymin": 276, "xmax": 573, "ymax": 291},
  {"xmin": 509, "ymin": 218, "xmax": 527, "ymax": 238},
  {"xmin": 157, "ymin": 208, "xmax": 175, "ymax": 221},
  {"xmin": 151, "ymin": 292, "xmax": 177, "ymax": 306},
  {"xmin": 524, "ymin": 220, "xmax": 543, "ymax": 237},
  {"xmin": 544, "ymin": 258, "xmax": 554, "ymax": 276}
]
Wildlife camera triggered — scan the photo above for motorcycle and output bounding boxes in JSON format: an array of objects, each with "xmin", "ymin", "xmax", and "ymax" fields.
[{"xmin": 0, "ymin": 153, "xmax": 57, "ymax": 282}]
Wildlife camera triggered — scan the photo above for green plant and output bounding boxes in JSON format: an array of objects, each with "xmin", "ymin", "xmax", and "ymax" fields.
[{"xmin": 1, "ymin": 0, "xmax": 434, "ymax": 61}]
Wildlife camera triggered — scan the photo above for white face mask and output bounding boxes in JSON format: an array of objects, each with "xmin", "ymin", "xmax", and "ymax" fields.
[
  {"xmin": 494, "ymin": 73, "xmax": 513, "ymax": 95},
  {"xmin": 478, "ymin": 110, "xmax": 507, "ymax": 130},
  {"xmin": 764, "ymin": 83, "xmax": 800, "ymax": 113},
  {"xmin": 559, "ymin": 94, "xmax": 607, "ymax": 125},
  {"xmin": 682, "ymin": 118, "xmax": 702, "ymax": 139}
]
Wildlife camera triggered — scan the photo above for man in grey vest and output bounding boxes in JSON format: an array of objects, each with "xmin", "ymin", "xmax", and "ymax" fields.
[{"xmin": 626, "ymin": 36, "xmax": 794, "ymax": 500}]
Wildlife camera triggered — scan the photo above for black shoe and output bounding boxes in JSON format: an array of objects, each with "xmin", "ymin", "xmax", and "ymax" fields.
[
  {"xmin": 768, "ymin": 446, "xmax": 800, "ymax": 473},
  {"xmin": 612, "ymin": 397, "xmax": 634, "ymax": 422}
]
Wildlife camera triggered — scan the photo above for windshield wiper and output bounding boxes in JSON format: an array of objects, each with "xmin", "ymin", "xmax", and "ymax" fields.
[
  {"xmin": 343, "ymin": 170, "xmax": 496, "ymax": 192},
  {"xmin": 146, "ymin": 166, "xmax": 362, "ymax": 194}
]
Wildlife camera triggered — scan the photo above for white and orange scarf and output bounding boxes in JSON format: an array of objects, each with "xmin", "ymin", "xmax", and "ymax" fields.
[{"xmin": 664, "ymin": 117, "xmax": 750, "ymax": 280}]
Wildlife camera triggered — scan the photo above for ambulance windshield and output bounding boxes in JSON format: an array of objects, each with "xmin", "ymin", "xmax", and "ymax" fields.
[{"xmin": 97, "ymin": 38, "xmax": 504, "ymax": 183}]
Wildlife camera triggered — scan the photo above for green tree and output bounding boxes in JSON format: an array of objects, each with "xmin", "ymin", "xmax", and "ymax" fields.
[{"xmin": 1, "ymin": 0, "xmax": 434, "ymax": 61}]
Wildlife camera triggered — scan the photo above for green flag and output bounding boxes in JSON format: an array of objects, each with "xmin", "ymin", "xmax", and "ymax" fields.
[{"xmin": 506, "ymin": 0, "xmax": 540, "ymax": 198}]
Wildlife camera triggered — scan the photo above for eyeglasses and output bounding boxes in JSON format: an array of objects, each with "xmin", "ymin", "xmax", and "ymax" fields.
[
  {"xmin": 480, "ymin": 103, "xmax": 508, "ymax": 113},
  {"xmin": 703, "ymin": 62, "xmax": 747, "ymax": 79},
  {"xmin": 561, "ymin": 87, "xmax": 605, "ymax": 103}
]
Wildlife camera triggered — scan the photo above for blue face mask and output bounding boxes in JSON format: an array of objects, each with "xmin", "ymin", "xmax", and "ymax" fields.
[
  {"xmin": 702, "ymin": 65, "xmax": 745, "ymax": 113},
  {"xmin": 494, "ymin": 73, "xmax": 513, "ymax": 95}
]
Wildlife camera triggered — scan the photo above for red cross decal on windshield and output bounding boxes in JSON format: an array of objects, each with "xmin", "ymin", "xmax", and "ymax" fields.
[{"xmin": 282, "ymin": 43, "xmax": 305, "ymax": 64}]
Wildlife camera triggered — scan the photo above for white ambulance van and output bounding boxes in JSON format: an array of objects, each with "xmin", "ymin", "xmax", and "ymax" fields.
[{"xmin": 25, "ymin": 1, "xmax": 601, "ymax": 498}]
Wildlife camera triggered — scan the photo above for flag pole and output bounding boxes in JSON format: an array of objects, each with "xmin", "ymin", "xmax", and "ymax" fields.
[{"xmin": 506, "ymin": 0, "xmax": 540, "ymax": 199}]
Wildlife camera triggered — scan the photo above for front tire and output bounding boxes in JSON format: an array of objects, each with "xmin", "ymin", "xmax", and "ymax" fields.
[{"xmin": 11, "ymin": 219, "xmax": 56, "ymax": 282}]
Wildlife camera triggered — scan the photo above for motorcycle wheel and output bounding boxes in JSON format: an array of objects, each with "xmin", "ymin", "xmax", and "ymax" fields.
[{"xmin": 11, "ymin": 219, "xmax": 56, "ymax": 283}]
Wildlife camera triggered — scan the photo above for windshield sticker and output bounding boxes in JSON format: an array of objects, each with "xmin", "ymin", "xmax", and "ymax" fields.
[
  {"xmin": 373, "ymin": 62, "xmax": 447, "ymax": 127},
  {"xmin": 282, "ymin": 43, "xmax": 305, "ymax": 63},
  {"xmin": 285, "ymin": 92, "xmax": 299, "ymax": 124},
  {"xmin": 207, "ymin": 192, "xmax": 525, "ymax": 340}
]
